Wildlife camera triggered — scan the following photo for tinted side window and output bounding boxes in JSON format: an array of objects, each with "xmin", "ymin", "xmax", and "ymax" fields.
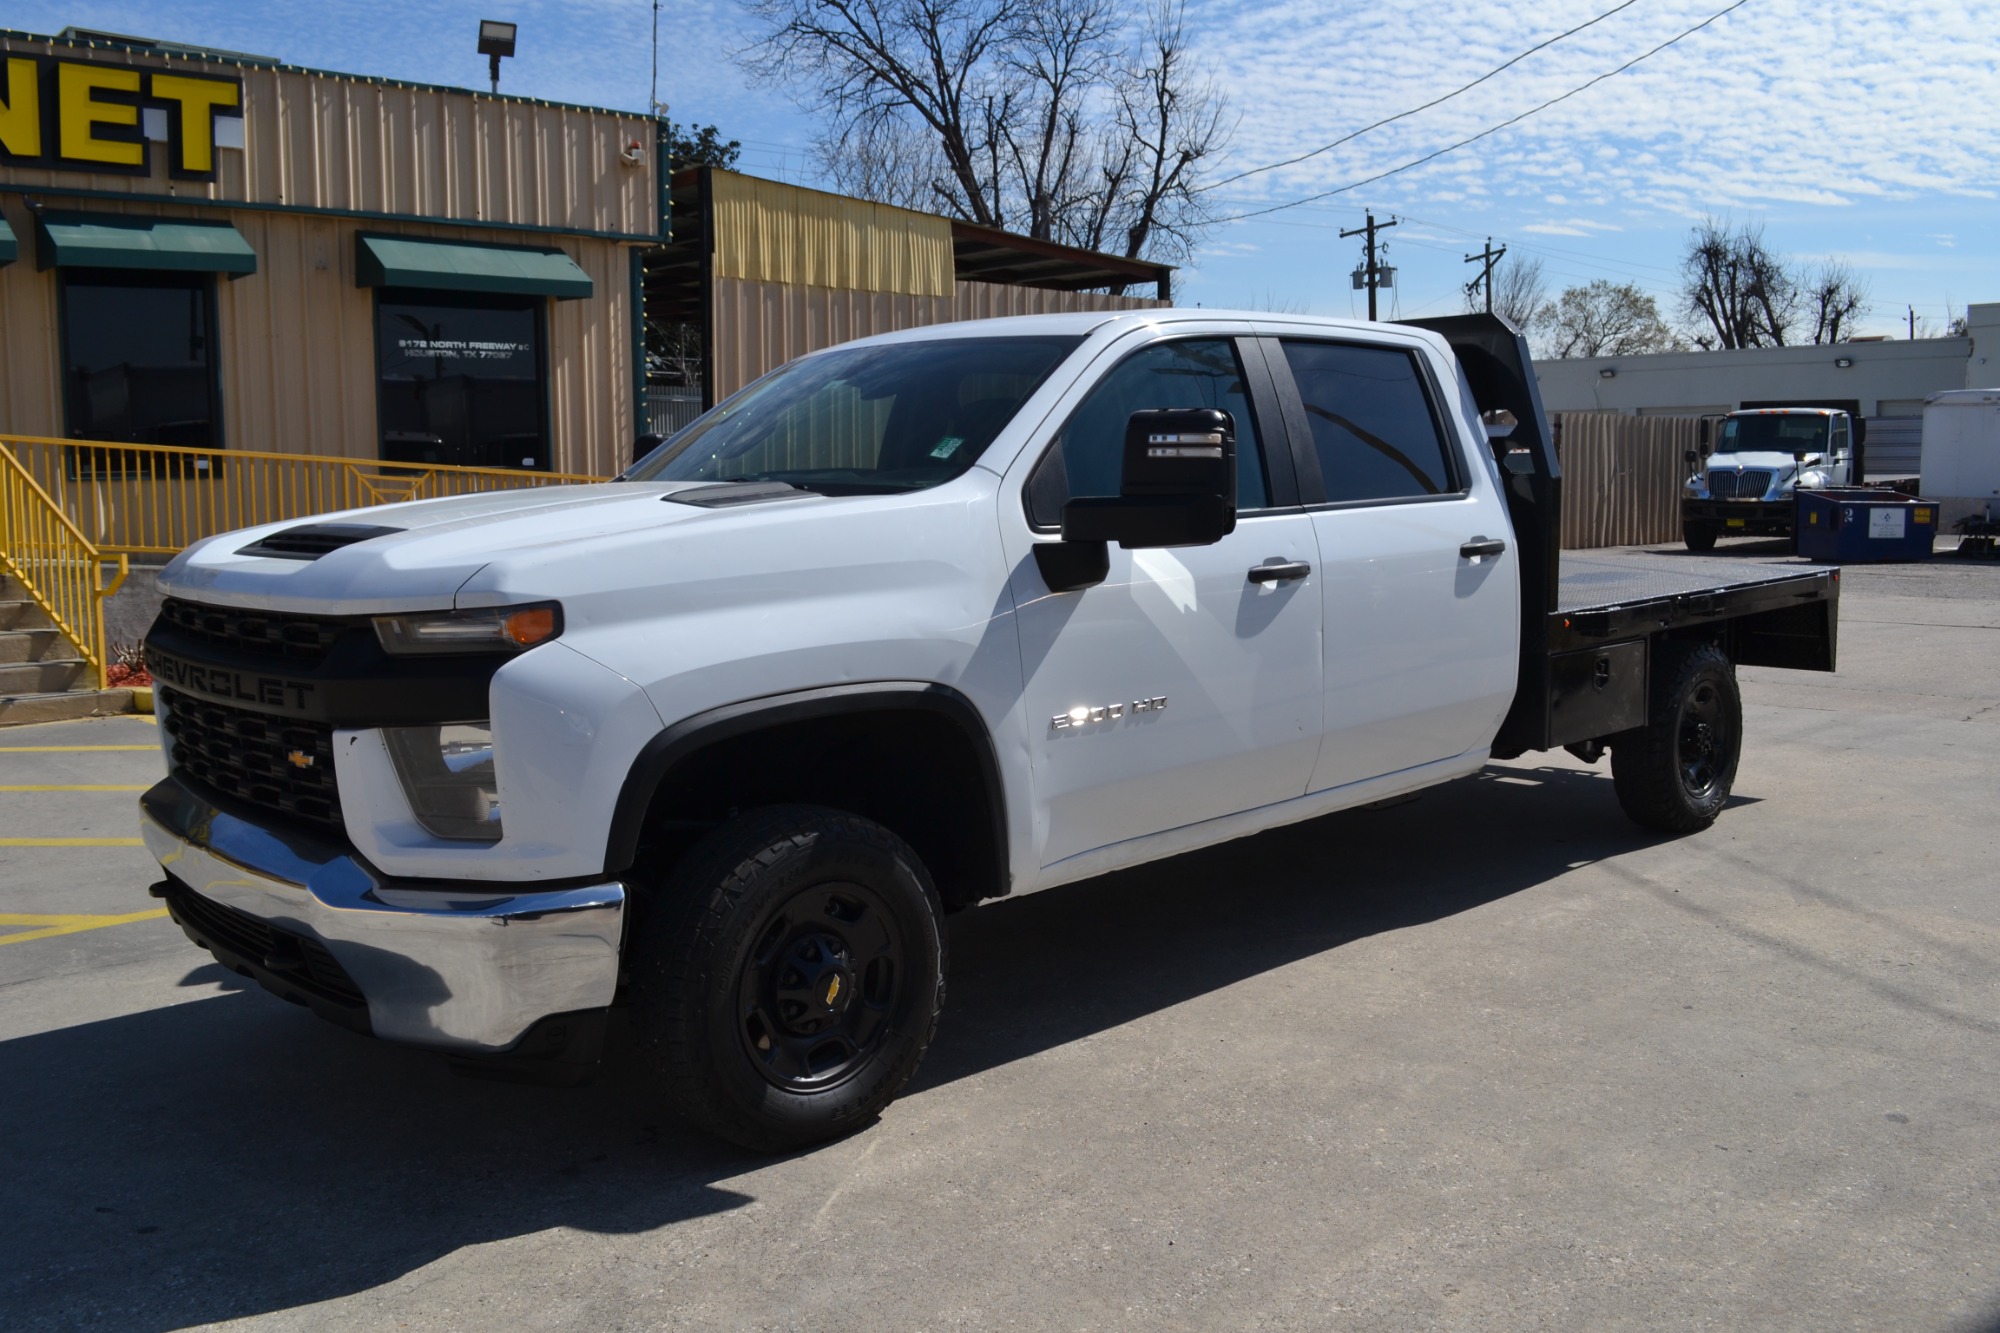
[
  {"xmin": 1028, "ymin": 339, "xmax": 1268, "ymax": 527},
  {"xmin": 1280, "ymin": 341, "xmax": 1457, "ymax": 503}
]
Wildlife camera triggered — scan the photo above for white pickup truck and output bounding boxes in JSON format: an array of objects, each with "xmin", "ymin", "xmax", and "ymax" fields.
[{"xmin": 140, "ymin": 312, "xmax": 1839, "ymax": 1150}]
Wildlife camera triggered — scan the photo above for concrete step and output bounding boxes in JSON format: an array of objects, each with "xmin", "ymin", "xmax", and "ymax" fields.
[
  {"xmin": 0, "ymin": 599, "xmax": 57, "ymax": 631},
  {"xmin": 0, "ymin": 627, "xmax": 71, "ymax": 664},
  {"xmin": 0, "ymin": 658, "xmax": 89, "ymax": 694},
  {"xmin": 0, "ymin": 688, "xmax": 135, "ymax": 727}
]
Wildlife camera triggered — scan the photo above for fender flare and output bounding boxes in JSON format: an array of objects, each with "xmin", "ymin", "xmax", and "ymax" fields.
[{"xmin": 603, "ymin": 681, "xmax": 1009, "ymax": 890}]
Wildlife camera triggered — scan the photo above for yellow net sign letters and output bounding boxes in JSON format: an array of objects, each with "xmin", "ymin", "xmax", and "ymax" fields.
[{"xmin": 0, "ymin": 53, "xmax": 242, "ymax": 180}]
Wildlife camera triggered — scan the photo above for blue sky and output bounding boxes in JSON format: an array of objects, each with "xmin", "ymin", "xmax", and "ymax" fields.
[{"xmin": 13, "ymin": 0, "xmax": 1997, "ymax": 339}]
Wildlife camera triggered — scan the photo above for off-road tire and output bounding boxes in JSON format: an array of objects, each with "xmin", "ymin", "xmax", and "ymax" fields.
[
  {"xmin": 1682, "ymin": 522, "xmax": 1718, "ymax": 552},
  {"xmin": 630, "ymin": 805, "xmax": 946, "ymax": 1153},
  {"xmin": 1610, "ymin": 642, "xmax": 1742, "ymax": 834}
]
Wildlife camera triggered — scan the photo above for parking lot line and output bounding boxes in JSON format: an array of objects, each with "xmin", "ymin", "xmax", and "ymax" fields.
[
  {"xmin": 0, "ymin": 745, "xmax": 161, "ymax": 753},
  {"xmin": 0, "ymin": 838, "xmax": 148, "ymax": 847},
  {"xmin": 0, "ymin": 909, "xmax": 168, "ymax": 946},
  {"xmin": 0, "ymin": 785, "xmax": 150, "ymax": 792}
]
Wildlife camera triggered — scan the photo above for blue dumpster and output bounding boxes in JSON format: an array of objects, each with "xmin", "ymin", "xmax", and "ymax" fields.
[{"xmin": 1796, "ymin": 488, "xmax": 1939, "ymax": 563}]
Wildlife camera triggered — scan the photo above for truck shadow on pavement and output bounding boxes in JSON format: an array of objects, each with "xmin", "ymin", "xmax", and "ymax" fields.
[{"xmin": 2, "ymin": 761, "xmax": 1682, "ymax": 1330}]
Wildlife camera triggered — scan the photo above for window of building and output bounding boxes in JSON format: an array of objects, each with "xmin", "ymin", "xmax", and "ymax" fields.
[
  {"xmin": 375, "ymin": 292, "xmax": 548, "ymax": 470},
  {"xmin": 60, "ymin": 269, "xmax": 222, "ymax": 452},
  {"xmin": 1027, "ymin": 338, "xmax": 1268, "ymax": 528},
  {"xmin": 1279, "ymin": 340, "xmax": 1458, "ymax": 504}
]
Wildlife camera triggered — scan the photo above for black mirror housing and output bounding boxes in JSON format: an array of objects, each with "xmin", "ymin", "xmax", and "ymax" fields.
[{"xmin": 1060, "ymin": 408, "xmax": 1238, "ymax": 549}]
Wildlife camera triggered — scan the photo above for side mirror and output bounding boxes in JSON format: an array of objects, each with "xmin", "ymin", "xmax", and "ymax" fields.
[
  {"xmin": 1699, "ymin": 419, "xmax": 1711, "ymax": 447},
  {"xmin": 1684, "ymin": 449, "xmax": 1697, "ymax": 465},
  {"xmin": 1062, "ymin": 408, "xmax": 1237, "ymax": 550}
]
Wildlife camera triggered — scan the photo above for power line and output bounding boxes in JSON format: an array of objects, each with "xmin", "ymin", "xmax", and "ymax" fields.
[
  {"xmin": 1211, "ymin": 0, "xmax": 1754, "ymax": 226},
  {"xmin": 1204, "ymin": 0, "xmax": 1644, "ymax": 193}
]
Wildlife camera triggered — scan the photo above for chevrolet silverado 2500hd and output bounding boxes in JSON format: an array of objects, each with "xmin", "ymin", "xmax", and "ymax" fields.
[{"xmin": 140, "ymin": 313, "xmax": 1838, "ymax": 1150}]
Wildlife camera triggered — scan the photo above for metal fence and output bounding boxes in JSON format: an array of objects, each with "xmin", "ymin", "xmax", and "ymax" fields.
[
  {"xmin": 0, "ymin": 434, "xmax": 606, "ymax": 560},
  {"xmin": 1553, "ymin": 413, "xmax": 1698, "ymax": 549},
  {"xmin": 643, "ymin": 388, "xmax": 705, "ymax": 439}
]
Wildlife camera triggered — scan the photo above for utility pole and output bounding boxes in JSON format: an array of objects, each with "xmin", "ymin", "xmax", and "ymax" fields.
[
  {"xmin": 1464, "ymin": 237, "xmax": 1506, "ymax": 315},
  {"xmin": 1341, "ymin": 211, "xmax": 1399, "ymax": 320},
  {"xmin": 1908, "ymin": 304, "xmax": 1917, "ymax": 340}
]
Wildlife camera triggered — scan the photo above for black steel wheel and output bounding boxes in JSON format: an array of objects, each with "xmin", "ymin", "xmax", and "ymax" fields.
[
  {"xmin": 1610, "ymin": 642, "xmax": 1742, "ymax": 834},
  {"xmin": 631, "ymin": 805, "xmax": 945, "ymax": 1152},
  {"xmin": 1682, "ymin": 522, "xmax": 1718, "ymax": 552}
]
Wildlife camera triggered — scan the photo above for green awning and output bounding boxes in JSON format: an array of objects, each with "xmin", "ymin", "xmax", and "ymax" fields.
[
  {"xmin": 355, "ymin": 234, "xmax": 593, "ymax": 300},
  {"xmin": 0, "ymin": 217, "xmax": 15, "ymax": 267},
  {"xmin": 34, "ymin": 210, "xmax": 256, "ymax": 277}
]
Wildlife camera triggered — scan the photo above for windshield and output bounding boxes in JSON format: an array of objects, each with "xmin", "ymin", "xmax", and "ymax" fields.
[
  {"xmin": 1716, "ymin": 414, "xmax": 1830, "ymax": 455},
  {"xmin": 623, "ymin": 335, "xmax": 1083, "ymax": 495}
]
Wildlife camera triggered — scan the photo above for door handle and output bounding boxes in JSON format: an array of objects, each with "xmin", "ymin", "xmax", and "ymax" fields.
[
  {"xmin": 1459, "ymin": 538, "xmax": 1507, "ymax": 559},
  {"xmin": 1248, "ymin": 560, "xmax": 1312, "ymax": 583}
]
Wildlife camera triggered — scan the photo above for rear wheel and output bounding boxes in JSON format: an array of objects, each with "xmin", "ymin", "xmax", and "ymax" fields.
[
  {"xmin": 1682, "ymin": 522, "xmax": 1718, "ymax": 552},
  {"xmin": 1611, "ymin": 642, "xmax": 1741, "ymax": 834},
  {"xmin": 631, "ymin": 805, "xmax": 946, "ymax": 1152}
]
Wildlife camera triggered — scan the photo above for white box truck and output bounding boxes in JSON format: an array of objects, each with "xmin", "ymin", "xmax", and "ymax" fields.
[{"xmin": 1921, "ymin": 389, "xmax": 2000, "ymax": 537}]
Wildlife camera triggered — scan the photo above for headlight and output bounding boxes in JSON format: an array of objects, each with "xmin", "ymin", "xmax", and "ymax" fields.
[
  {"xmin": 373, "ymin": 603, "xmax": 561, "ymax": 656},
  {"xmin": 1684, "ymin": 475, "xmax": 1705, "ymax": 496},
  {"xmin": 384, "ymin": 723, "xmax": 502, "ymax": 841}
]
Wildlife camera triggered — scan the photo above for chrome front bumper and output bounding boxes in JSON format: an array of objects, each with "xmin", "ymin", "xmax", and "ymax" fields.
[{"xmin": 140, "ymin": 777, "xmax": 625, "ymax": 1054}]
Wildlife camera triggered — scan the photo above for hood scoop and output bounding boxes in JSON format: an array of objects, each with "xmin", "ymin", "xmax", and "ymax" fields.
[
  {"xmin": 663, "ymin": 481, "xmax": 817, "ymax": 509},
  {"xmin": 237, "ymin": 522, "xmax": 405, "ymax": 561}
]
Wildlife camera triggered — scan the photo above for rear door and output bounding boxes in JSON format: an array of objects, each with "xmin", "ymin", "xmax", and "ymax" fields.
[
  {"xmin": 999, "ymin": 329, "xmax": 1324, "ymax": 869},
  {"xmin": 1258, "ymin": 332, "xmax": 1519, "ymax": 792}
]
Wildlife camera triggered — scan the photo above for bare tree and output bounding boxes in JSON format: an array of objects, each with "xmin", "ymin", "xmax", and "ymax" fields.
[
  {"xmin": 1464, "ymin": 254, "xmax": 1551, "ymax": 337},
  {"xmin": 741, "ymin": 0, "xmax": 1229, "ymax": 264},
  {"xmin": 1800, "ymin": 262, "xmax": 1868, "ymax": 344},
  {"xmin": 1547, "ymin": 280, "xmax": 1681, "ymax": 358},
  {"xmin": 1678, "ymin": 217, "xmax": 1797, "ymax": 348}
]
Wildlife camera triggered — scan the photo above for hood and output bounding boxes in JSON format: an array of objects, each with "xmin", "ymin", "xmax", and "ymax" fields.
[
  {"xmin": 157, "ymin": 482, "xmax": 829, "ymax": 614},
  {"xmin": 1706, "ymin": 451, "xmax": 1813, "ymax": 472}
]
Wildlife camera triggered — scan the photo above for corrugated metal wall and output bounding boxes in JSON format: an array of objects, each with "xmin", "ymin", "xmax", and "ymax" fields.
[
  {"xmin": 1555, "ymin": 412, "xmax": 1698, "ymax": 549},
  {"xmin": 0, "ymin": 32, "xmax": 654, "ymax": 236},
  {"xmin": 708, "ymin": 276, "xmax": 1161, "ymax": 399},
  {"xmin": 709, "ymin": 172, "xmax": 953, "ymax": 297},
  {"xmin": 0, "ymin": 194, "xmax": 636, "ymax": 475}
]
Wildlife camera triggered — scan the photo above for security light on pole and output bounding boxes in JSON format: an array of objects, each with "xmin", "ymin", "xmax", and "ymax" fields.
[{"xmin": 478, "ymin": 20, "xmax": 517, "ymax": 95}]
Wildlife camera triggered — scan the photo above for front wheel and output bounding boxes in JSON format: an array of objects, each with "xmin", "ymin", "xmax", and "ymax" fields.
[
  {"xmin": 630, "ymin": 806, "xmax": 946, "ymax": 1152},
  {"xmin": 1610, "ymin": 642, "xmax": 1742, "ymax": 833},
  {"xmin": 1682, "ymin": 522, "xmax": 1718, "ymax": 552}
]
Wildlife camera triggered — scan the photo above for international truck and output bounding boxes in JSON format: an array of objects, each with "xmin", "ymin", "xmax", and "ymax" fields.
[
  {"xmin": 1681, "ymin": 406, "xmax": 1861, "ymax": 550},
  {"xmin": 139, "ymin": 313, "xmax": 1839, "ymax": 1150}
]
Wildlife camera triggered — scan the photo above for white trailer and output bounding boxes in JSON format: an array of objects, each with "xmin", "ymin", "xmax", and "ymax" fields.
[{"xmin": 1921, "ymin": 389, "xmax": 2000, "ymax": 533}]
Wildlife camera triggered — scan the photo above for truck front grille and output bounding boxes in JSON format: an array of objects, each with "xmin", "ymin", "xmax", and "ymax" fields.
[
  {"xmin": 1708, "ymin": 470, "xmax": 1773, "ymax": 499},
  {"xmin": 156, "ymin": 597, "xmax": 347, "ymax": 665},
  {"xmin": 161, "ymin": 687, "xmax": 343, "ymax": 831}
]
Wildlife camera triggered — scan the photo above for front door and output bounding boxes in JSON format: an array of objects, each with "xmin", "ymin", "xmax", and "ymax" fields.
[
  {"xmin": 1004, "ymin": 334, "xmax": 1324, "ymax": 869},
  {"xmin": 1263, "ymin": 334, "xmax": 1519, "ymax": 792}
]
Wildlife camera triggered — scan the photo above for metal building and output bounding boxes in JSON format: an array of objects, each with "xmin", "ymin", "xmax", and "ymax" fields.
[{"xmin": 0, "ymin": 27, "xmax": 656, "ymax": 476}]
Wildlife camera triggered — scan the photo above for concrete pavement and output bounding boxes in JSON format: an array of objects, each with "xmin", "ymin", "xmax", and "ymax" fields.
[{"xmin": 1, "ymin": 549, "xmax": 1996, "ymax": 1331}]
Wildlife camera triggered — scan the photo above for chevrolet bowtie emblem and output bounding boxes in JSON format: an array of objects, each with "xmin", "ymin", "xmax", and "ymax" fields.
[{"xmin": 286, "ymin": 750, "xmax": 315, "ymax": 769}]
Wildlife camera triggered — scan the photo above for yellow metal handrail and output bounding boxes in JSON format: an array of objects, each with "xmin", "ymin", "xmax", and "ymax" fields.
[
  {"xmin": 0, "ymin": 434, "xmax": 608, "ymax": 559},
  {"xmin": 0, "ymin": 443, "xmax": 129, "ymax": 690}
]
